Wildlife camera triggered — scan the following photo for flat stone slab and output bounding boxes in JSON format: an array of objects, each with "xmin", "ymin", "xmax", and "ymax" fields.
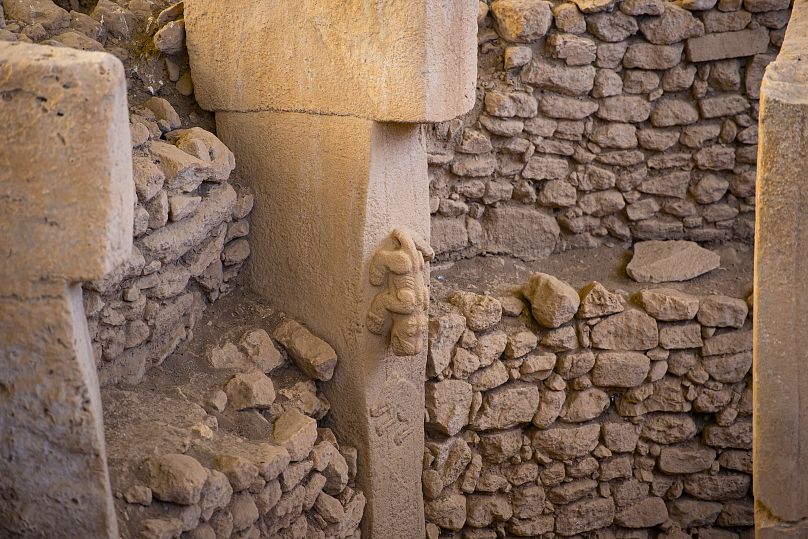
[{"xmin": 626, "ymin": 240, "xmax": 721, "ymax": 283}]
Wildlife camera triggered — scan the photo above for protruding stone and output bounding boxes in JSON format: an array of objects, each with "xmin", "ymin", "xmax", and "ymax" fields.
[
  {"xmin": 578, "ymin": 282, "xmax": 625, "ymax": 318},
  {"xmin": 224, "ymin": 371, "xmax": 276, "ymax": 410},
  {"xmin": 522, "ymin": 272, "xmax": 580, "ymax": 328},
  {"xmin": 184, "ymin": 0, "xmax": 477, "ymax": 122},
  {"xmin": 633, "ymin": 288, "xmax": 700, "ymax": 321},
  {"xmin": 272, "ymin": 319, "xmax": 338, "ymax": 381},
  {"xmin": 490, "ymin": 0, "xmax": 553, "ymax": 42}
]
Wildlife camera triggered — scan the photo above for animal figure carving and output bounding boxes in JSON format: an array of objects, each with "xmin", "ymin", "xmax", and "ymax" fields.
[{"xmin": 366, "ymin": 228, "xmax": 433, "ymax": 356}]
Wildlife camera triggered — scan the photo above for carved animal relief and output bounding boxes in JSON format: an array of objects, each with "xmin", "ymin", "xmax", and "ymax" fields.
[{"xmin": 366, "ymin": 228, "xmax": 433, "ymax": 356}]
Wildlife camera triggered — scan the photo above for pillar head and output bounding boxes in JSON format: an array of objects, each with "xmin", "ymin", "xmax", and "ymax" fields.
[
  {"xmin": 184, "ymin": 0, "xmax": 477, "ymax": 122},
  {"xmin": 0, "ymin": 42, "xmax": 133, "ymax": 293}
]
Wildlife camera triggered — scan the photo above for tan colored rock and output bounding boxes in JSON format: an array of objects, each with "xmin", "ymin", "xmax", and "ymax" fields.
[
  {"xmin": 703, "ymin": 351, "xmax": 752, "ymax": 382},
  {"xmin": 602, "ymin": 422, "xmax": 639, "ymax": 452},
  {"xmin": 641, "ymin": 413, "xmax": 697, "ymax": 443},
  {"xmin": 555, "ymin": 497, "xmax": 615, "ymax": 535},
  {"xmin": 490, "ymin": 0, "xmax": 553, "ymax": 42},
  {"xmin": 427, "ymin": 311, "xmax": 466, "ymax": 376},
  {"xmin": 592, "ymin": 351, "xmax": 651, "ymax": 387},
  {"xmin": 185, "ymin": 0, "xmax": 476, "ymax": 122},
  {"xmin": 615, "ymin": 497, "xmax": 668, "ymax": 528},
  {"xmin": 471, "ymin": 382, "xmax": 540, "ymax": 430},
  {"xmin": 684, "ymin": 472, "xmax": 751, "ymax": 500},
  {"xmin": 273, "ymin": 409, "xmax": 317, "ymax": 461},
  {"xmin": 425, "ymin": 380, "xmax": 473, "ymax": 436},
  {"xmin": 639, "ymin": 4, "xmax": 704, "ymax": 45},
  {"xmin": 532, "ymin": 424, "xmax": 601, "ymax": 459},
  {"xmin": 5, "ymin": 0, "xmax": 69, "ymax": 31},
  {"xmin": 659, "ymin": 322, "xmax": 703, "ymax": 349},
  {"xmin": 522, "ymin": 272, "xmax": 580, "ymax": 328},
  {"xmin": 698, "ymin": 295, "xmax": 748, "ymax": 328},
  {"xmin": 224, "ymin": 371, "xmax": 276, "ymax": 410},
  {"xmin": 627, "ymin": 241, "xmax": 721, "ymax": 283},
  {"xmin": 659, "ymin": 446, "xmax": 716, "ymax": 473},
  {"xmin": 560, "ymin": 388, "xmax": 610, "ymax": 422},
  {"xmin": 623, "ymin": 43, "xmax": 683, "ymax": 70},
  {"xmin": 147, "ymin": 454, "xmax": 208, "ymax": 505},
  {"xmin": 633, "ymin": 288, "xmax": 700, "ymax": 321},
  {"xmin": 685, "ymin": 27, "xmax": 769, "ymax": 62},
  {"xmin": 272, "ymin": 319, "xmax": 338, "ymax": 381},
  {"xmin": 702, "ymin": 330, "xmax": 752, "ymax": 356},
  {"xmin": 578, "ymin": 282, "xmax": 625, "ymax": 318},
  {"xmin": 591, "ymin": 310, "xmax": 659, "ymax": 350},
  {"xmin": 482, "ymin": 204, "xmax": 560, "ymax": 260},
  {"xmin": 522, "ymin": 61, "xmax": 596, "ymax": 96},
  {"xmin": 425, "ymin": 494, "xmax": 467, "ymax": 530},
  {"xmin": 449, "ymin": 291, "xmax": 503, "ymax": 332}
]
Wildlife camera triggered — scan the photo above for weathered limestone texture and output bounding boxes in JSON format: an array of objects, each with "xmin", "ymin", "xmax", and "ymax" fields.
[
  {"xmin": 754, "ymin": 1, "xmax": 808, "ymax": 536},
  {"xmin": 429, "ymin": 0, "xmax": 792, "ymax": 259},
  {"xmin": 0, "ymin": 41, "xmax": 132, "ymax": 538},
  {"xmin": 426, "ymin": 272, "xmax": 754, "ymax": 537},
  {"xmin": 184, "ymin": 0, "xmax": 477, "ymax": 122},
  {"xmin": 216, "ymin": 113, "xmax": 431, "ymax": 538}
]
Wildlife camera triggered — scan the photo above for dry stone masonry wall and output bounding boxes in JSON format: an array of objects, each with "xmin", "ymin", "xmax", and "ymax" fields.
[
  {"xmin": 0, "ymin": 0, "xmax": 255, "ymax": 385},
  {"xmin": 425, "ymin": 274, "xmax": 753, "ymax": 537},
  {"xmin": 428, "ymin": 0, "xmax": 790, "ymax": 259}
]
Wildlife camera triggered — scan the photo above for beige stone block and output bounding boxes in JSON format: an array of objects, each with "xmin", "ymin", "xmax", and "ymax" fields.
[
  {"xmin": 216, "ymin": 111, "xmax": 428, "ymax": 538},
  {"xmin": 184, "ymin": 0, "xmax": 476, "ymax": 122},
  {"xmin": 0, "ymin": 42, "xmax": 133, "ymax": 294},
  {"xmin": 755, "ymin": 3, "xmax": 808, "ymax": 534},
  {"xmin": 685, "ymin": 27, "xmax": 769, "ymax": 62}
]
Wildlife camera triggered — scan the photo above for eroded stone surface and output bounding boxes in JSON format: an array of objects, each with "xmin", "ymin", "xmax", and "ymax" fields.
[{"xmin": 627, "ymin": 241, "xmax": 721, "ymax": 283}]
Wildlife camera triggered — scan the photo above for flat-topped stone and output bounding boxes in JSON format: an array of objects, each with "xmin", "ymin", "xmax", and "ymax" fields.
[
  {"xmin": 0, "ymin": 42, "xmax": 133, "ymax": 294},
  {"xmin": 626, "ymin": 240, "xmax": 721, "ymax": 283},
  {"xmin": 184, "ymin": 0, "xmax": 477, "ymax": 122}
]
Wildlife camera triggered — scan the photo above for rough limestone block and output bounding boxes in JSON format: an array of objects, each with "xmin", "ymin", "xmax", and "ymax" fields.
[
  {"xmin": 0, "ymin": 42, "xmax": 131, "ymax": 539},
  {"xmin": 685, "ymin": 27, "xmax": 770, "ymax": 62},
  {"xmin": 184, "ymin": 0, "xmax": 477, "ymax": 122},
  {"xmin": 216, "ymin": 111, "xmax": 428, "ymax": 538},
  {"xmin": 0, "ymin": 42, "xmax": 133, "ymax": 295},
  {"xmin": 755, "ymin": 4, "xmax": 808, "ymax": 536},
  {"xmin": 626, "ymin": 240, "xmax": 721, "ymax": 283}
]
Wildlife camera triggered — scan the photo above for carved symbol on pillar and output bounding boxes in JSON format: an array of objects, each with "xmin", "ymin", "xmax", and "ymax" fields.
[
  {"xmin": 366, "ymin": 228, "xmax": 433, "ymax": 356},
  {"xmin": 370, "ymin": 376, "xmax": 418, "ymax": 447}
]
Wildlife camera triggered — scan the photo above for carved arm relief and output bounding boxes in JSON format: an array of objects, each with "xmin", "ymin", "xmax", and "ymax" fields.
[{"xmin": 366, "ymin": 228, "xmax": 433, "ymax": 356}]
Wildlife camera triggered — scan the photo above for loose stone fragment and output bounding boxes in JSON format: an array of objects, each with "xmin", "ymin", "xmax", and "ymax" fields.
[
  {"xmin": 272, "ymin": 319, "xmax": 337, "ymax": 381},
  {"xmin": 522, "ymin": 272, "xmax": 580, "ymax": 328},
  {"xmin": 224, "ymin": 371, "xmax": 276, "ymax": 410},
  {"xmin": 627, "ymin": 241, "xmax": 721, "ymax": 283}
]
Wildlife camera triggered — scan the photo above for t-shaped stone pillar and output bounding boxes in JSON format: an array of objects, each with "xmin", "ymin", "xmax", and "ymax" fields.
[
  {"xmin": 0, "ymin": 42, "xmax": 133, "ymax": 537},
  {"xmin": 184, "ymin": 2, "xmax": 476, "ymax": 537},
  {"xmin": 755, "ymin": 4, "xmax": 808, "ymax": 537}
]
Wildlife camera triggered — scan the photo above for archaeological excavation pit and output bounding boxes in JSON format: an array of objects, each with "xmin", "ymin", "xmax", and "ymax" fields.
[{"xmin": 0, "ymin": 0, "xmax": 804, "ymax": 537}]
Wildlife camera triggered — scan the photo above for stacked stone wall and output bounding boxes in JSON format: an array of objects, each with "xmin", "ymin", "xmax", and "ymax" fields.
[
  {"xmin": 428, "ymin": 0, "xmax": 790, "ymax": 259},
  {"xmin": 425, "ymin": 276, "xmax": 753, "ymax": 537}
]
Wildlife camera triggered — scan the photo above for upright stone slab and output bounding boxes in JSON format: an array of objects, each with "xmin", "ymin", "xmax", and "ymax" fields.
[
  {"xmin": 755, "ymin": 4, "xmax": 808, "ymax": 537},
  {"xmin": 216, "ymin": 112, "xmax": 430, "ymax": 537},
  {"xmin": 0, "ymin": 42, "xmax": 132, "ymax": 537},
  {"xmin": 184, "ymin": 0, "xmax": 477, "ymax": 122}
]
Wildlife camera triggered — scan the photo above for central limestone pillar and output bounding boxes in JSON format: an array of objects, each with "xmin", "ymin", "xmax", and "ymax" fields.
[{"xmin": 184, "ymin": 2, "xmax": 476, "ymax": 536}]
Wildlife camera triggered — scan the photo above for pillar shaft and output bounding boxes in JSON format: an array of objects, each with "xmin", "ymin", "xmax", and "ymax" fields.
[
  {"xmin": 754, "ymin": 4, "xmax": 808, "ymax": 536},
  {"xmin": 0, "ymin": 41, "xmax": 132, "ymax": 538},
  {"xmin": 216, "ymin": 112, "xmax": 429, "ymax": 537}
]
